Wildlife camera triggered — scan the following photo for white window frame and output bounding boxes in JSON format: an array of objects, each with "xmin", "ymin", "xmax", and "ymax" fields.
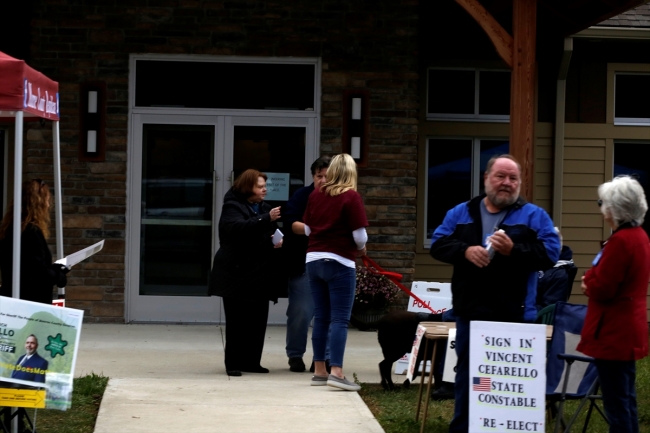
[
  {"xmin": 129, "ymin": 54, "xmax": 321, "ymax": 119},
  {"xmin": 608, "ymin": 64, "xmax": 650, "ymax": 126},
  {"xmin": 423, "ymin": 136, "xmax": 508, "ymax": 247},
  {"xmin": 426, "ymin": 67, "xmax": 510, "ymax": 123},
  {"xmin": 125, "ymin": 54, "xmax": 322, "ymax": 323}
]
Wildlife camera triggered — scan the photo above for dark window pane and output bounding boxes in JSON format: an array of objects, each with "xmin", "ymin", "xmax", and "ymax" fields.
[
  {"xmin": 135, "ymin": 60, "xmax": 315, "ymax": 110},
  {"xmin": 479, "ymin": 71, "xmax": 511, "ymax": 116},
  {"xmin": 233, "ymin": 126, "xmax": 306, "ymax": 207},
  {"xmin": 140, "ymin": 225, "xmax": 213, "ymax": 296},
  {"xmin": 140, "ymin": 124, "xmax": 214, "ymax": 297},
  {"xmin": 615, "ymin": 74, "xmax": 650, "ymax": 119},
  {"xmin": 142, "ymin": 125, "xmax": 214, "ymax": 221},
  {"xmin": 428, "ymin": 70, "xmax": 475, "ymax": 115},
  {"xmin": 478, "ymin": 140, "xmax": 510, "ymax": 195},
  {"xmin": 614, "ymin": 142, "xmax": 650, "ymax": 237},
  {"xmin": 427, "ymin": 139, "xmax": 472, "ymax": 238}
]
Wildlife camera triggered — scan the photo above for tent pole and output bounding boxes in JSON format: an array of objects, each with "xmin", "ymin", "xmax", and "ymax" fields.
[
  {"xmin": 11, "ymin": 111, "xmax": 24, "ymax": 299},
  {"xmin": 53, "ymin": 120, "xmax": 64, "ymax": 259},
  {"xmin": 10, "ymin": 111, "xmax": 24, "ymax": 433},
  {"xmin": 52, "ymin": 120, "xmax": 65, "ymax": 298}
]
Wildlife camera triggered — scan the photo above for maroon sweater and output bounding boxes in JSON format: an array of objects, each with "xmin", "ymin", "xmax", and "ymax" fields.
[{"xmin": 303, "ymin": 188, "xmax": 368, "ymax": 262}]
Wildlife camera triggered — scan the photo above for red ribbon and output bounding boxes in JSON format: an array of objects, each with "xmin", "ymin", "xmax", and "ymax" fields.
[{"xmin": 361, "ymin": 256, "xmax": 437, "ymax": 314}]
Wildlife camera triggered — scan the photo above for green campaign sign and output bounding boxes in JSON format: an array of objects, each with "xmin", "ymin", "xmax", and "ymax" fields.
[{"xmin": 0, "ymin": 296, "xmax": 83, "ymax": 410}]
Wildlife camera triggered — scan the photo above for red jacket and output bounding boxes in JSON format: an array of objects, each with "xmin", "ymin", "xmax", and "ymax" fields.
[{"xmin": 577, "ymin": 225, "xmax": 650, "ymax": 361}]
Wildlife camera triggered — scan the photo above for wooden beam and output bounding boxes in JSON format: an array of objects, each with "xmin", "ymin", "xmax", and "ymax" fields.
[
  {"xmin": 454, "ymin": 0, "xmax": 514, "ymax": 68},
  {"xmin": 510, "ymin": 0, "xmax": 537, "ymax": 202}
]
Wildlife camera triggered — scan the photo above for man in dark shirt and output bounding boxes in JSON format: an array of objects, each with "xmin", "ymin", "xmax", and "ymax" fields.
[{"xmin": 283, "ymin": 156, "xmax": 330, "ymax": 372}]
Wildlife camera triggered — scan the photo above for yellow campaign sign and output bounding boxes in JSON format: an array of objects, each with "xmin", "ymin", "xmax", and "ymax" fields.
[{"xmin": 0, "ymin": 388, "xmax": 46, "ymax": 408}]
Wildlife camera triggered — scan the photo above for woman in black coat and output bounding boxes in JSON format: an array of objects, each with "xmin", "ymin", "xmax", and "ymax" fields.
[
  {"xmin": 0, "ymin": 179, "xmax": 69, "ymax": 304},
  {"xmin": 209, "ymin": 169, "xmax": 284, "ymax": 377}
]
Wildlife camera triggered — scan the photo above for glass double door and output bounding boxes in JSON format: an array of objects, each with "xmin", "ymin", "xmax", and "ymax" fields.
[{"xmin": 128, "ymin": 114, "xmax": 315, "ymax": 322}]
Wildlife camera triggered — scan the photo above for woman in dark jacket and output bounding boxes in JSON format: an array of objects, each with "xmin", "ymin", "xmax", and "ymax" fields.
[
  {"xmin": 0, "ymin": 179, "xmax": 69, "ymax": 304},
  {"xmin": 209, "ymin": 169, "xmax": 284, "ymax": 377},
  {"xmin": 577, "ymin": 175, "xmax": 650, "ymax": 433}
]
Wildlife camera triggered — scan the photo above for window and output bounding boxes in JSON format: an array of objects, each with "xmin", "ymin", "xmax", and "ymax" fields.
[
  {"xmin": 135, "ymin": 59, "xmax": 316, "ymax": 111},
  {"xmin": 425, "ymin": 138, "xmax": 509, "ymax": 242},
  {"xmin": 614, "ymin": 142, "xmax": 650, "ymax": 237},
  {"xmin": 427, "ymin": 68, "xmax": 510, "ymax": 121},
  {"xmin": 614, "ymin": 73, "xmax": 650, "ymax": 125}
]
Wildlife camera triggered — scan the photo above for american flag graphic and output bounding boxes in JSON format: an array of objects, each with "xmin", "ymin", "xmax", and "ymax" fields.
[{"xmin": 473, "ymin": 377, "xmax": 491, "ymax": 392}]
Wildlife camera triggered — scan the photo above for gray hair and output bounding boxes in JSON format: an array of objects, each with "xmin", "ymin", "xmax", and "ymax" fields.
[{"xmin": 598, "ymin": 175, "xmax": 648, "ymax": 227}]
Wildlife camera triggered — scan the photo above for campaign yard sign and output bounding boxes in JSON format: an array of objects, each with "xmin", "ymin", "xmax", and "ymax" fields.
[
  {"xmin": 0, "ymin": 296, "xmax": 83, "ymax": 410},
  {"xmin": 469, "ymin": 321, "xmax": 546, "ymax": 433}
]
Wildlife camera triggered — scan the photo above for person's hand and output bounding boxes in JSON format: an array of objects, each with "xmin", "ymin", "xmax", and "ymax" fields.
[
  {"xmin": 355, "ymin": 246, "xmax": 367, "ymax": 257},
  {"xmin": 51, "ymin": 263, "xmax": 70, "ymax": 288},
  {"xmin": 465, "ymin": 246, "xmax": 490, "ymax": 268},
  {"xmin": 269, "ymin": 206, "xmax": 281, "ymax": 221},
  {"xmin": 488, "ymin": 230, "xmax": 514, "ymax": 255},
  {"xmin": 581, "ymin": 276, "xmax": 588, "ymax": 295},
  {"xmin": 274, "ymin": 238, "xmax": 283, "ymax": 248}
]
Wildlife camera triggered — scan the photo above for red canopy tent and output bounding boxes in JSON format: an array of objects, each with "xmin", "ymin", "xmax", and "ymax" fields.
[{"xmin": 0, "ymin": 51, "xmax": 64, "ymax": 299}]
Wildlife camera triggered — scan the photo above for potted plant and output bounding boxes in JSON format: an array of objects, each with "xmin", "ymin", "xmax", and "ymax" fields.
[{"xmin": 353, "ymin": 264, "xmax": 401, "ymax": 321}]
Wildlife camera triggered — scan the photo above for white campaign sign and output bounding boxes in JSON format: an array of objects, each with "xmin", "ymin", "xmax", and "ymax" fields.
[
  {"xmin": 442, "ymin": 328, "xmax": 457, "ymax": 383},
  {"xmin": 469, "ymin": 321, "xmax": 546, "ymax": 433},
  {"xmin": 405, "ymin": 324, "xmax": 426, "ymax": 383}
]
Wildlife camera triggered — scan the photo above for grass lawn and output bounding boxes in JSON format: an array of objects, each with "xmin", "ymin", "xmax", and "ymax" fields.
[
  {"xmin": 359, "ymin": 354, "xmax": 650, "ymax": 433},
  {"xmin": 13, "ymin": 373, "xmax": 109, "ymax": 433}
]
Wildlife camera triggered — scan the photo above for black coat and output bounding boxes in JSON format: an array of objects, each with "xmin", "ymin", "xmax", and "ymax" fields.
[
  {"xmin": 0, "ymin": 223, "xmax": 65, "ymax": 305},
  {"xmin": 208, "ymin": 189, "xmax": 286, "ymax": 302}
]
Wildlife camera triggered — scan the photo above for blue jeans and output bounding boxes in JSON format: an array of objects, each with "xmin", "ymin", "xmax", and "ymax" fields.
[
  {"xmin": 307, "ymin": 259, "xmax": 355, "ymax": 368},
  {"xmin": 449, "ymin": 317, "xmax": 470, "ymax": 433},
  {"xmin": 595, "ymin": 358, "xmax": 638, "ymax": 433},
  {"xmin": 286, "ymin": 273, "xmax": 314, "ymax": 358}
]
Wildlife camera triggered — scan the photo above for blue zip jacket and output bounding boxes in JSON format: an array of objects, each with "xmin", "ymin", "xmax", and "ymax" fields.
[{"xmin": 430, "ymin": 194, "xmax": 560, "ymax": 322}]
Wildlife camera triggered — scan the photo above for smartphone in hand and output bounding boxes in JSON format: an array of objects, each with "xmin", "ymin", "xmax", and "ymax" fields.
[{"xmin": 272, "ymin": 229, "xmax": 284, "ymax": 246}]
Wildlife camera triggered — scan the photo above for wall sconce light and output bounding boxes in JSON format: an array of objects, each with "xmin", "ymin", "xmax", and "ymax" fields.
[
  {"xmin": 79, "ymin": 82, "xmax": 106, "ymax": 162},
  {"xmin": 342, "ymin": 89, "xmax": 369, "ymax": 167}
]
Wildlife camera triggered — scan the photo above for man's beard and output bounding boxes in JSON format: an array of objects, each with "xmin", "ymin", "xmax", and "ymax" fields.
[{"xmin": 486, "ymin": 186, "xmax": 519, "ymax": 209}]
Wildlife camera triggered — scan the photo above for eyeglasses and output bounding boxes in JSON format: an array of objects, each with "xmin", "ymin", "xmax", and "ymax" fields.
[{"xmin": 597, "ymin": 199, "xmax": 603, "ymax": 207}]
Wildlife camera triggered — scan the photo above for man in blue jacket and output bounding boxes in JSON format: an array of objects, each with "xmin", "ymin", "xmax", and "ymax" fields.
[
  {"xmin": 430, "ymin": 154, "xmax": 560, "ymax": 433},
  {"xmin": 12, "ymin": 334, "xmax": 48, "ymax": 384},
  {"xmin": 283, "ymin": 156, "xmax": 331, "ymax": 372}
]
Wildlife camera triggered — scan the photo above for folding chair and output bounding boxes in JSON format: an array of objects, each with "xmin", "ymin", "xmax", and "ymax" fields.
[
  {"xmin": 545, "ymin": 302, "xmax": 608, "ymax": 433},
  {"xmin": 536, "ymin": 303, "xmax": 556, "ymax": 325}
]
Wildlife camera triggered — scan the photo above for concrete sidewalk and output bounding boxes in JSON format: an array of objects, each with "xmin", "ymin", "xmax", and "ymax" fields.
[{"xmin": 75, "ymin": 324, "xmax": 402, "ymax": 433}]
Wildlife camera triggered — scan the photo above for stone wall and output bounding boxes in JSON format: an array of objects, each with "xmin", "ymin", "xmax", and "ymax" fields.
[{"xmin": 25, "ymin": 0, "xmax": 420, "ymax": 321}]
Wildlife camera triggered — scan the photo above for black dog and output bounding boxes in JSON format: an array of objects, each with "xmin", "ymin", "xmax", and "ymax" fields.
[{"xmin": 350, "ymin": 310, "xmax": 442, "ymax": 390}]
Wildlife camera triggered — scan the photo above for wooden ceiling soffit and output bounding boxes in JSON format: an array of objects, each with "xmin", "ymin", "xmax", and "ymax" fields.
[{"xmin": 454, "ymin": 0, "xmax": 514, "ymax": 68}]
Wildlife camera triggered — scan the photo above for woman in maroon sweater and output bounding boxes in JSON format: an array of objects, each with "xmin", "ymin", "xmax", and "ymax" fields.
[
  {"xmin": 577, "ymin": 175, "xmax": 650, "ymax": 433},
  {"xmin": 303, "ymin": 153, "xmax": 368, "ymax": 391}
]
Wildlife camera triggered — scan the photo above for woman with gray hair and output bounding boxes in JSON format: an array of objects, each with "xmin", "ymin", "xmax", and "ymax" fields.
[{"xmin": 577, "ymin": 175, "xmax": 650, "ymax": 433}]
